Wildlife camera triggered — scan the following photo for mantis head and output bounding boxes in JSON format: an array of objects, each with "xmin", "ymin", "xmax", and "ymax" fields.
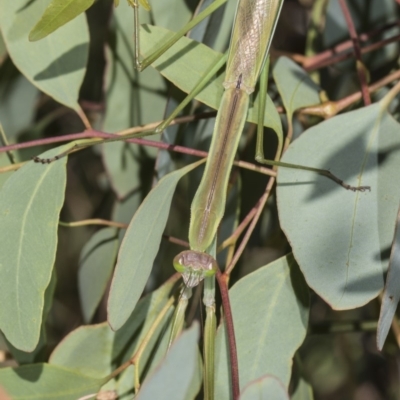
[{"xmin": 173, "ymin": 250, "xmax": 218, "ymax": 288}]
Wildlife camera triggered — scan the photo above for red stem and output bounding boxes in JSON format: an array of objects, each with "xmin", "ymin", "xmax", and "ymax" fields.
[
  {"xmin": 216, "ymin": 269, "xmax": 240, "ymax": 400},
  {"xmin": 0, "ymin": 129, "xmax": 209, "ymax": 158},
  {"xmin": 338, "ymin": 0, "xmax": 371, "ymax": 105},
  {"xmin": 305, "ymin": 33, "xmax": 400, "ymax": 71}
]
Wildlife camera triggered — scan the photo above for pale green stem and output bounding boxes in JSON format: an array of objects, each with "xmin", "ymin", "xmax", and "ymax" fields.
[{"xmin": 203, "ymin": 275, "xmax": 216, "ymax": 400}]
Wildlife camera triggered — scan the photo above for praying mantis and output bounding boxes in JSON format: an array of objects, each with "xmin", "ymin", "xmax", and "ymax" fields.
[
  {"xmin": 123, "ymin": 0, "xmax": 368, "ymax": 398},
  {"xmin": 27, "ymin": 0, "xmax": 369, "ymax": 397},
  {"xmin": 2, "ymin": 0, "xmax": 400, "ymax": 399}
]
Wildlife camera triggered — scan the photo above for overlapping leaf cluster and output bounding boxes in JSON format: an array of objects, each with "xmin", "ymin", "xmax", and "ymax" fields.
[{"xmin": 0, "ymin": 0, "xmax": 399, "ymax": 399}]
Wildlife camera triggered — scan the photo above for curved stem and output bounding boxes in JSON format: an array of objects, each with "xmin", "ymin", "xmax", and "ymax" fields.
[{"xmin": 216, "ymin": 269, "xmax": 240, "ymax": 400}]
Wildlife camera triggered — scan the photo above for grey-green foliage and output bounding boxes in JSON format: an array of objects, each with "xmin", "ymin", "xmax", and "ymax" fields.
[
  {"xmin": 140, "ymin": 24, "xmax": 283, "ymax": 139},
  {"xmin": 0, "ymin": 146, "xmax": 67, "ymax": 351},
  {"xmin": 0, "ymin": 363, "xmax": 103, "ymax": 400},
  {"xmin": 78, "ymin": 227, "xmax": 120, "ymax": 323},
  {"xmin": 377, "ymin": 203, "xmax": 400, "ymax": 350},
  {"xmin": 273, "ymin": 56, "xmax": 321, "ymax": 121},
  {"xmin": 277, "ymin": 101, "xmax": 400, "ymax": 309},
  {"xmin": 136, "ymin": 324, "xmax": 200, "ymax": 400},
  {"xmin": 101, "ymin": 2, "xmax": 166, "ymax": 198},
  {"xmin": 215, "ymin": 255, "xmax": 309, "ymax": 399},
  {"xmin": 107, "ymin": 159, "xmax": 204, "ymax": 330},
  {"xmin": 50, "ymin": 278, "xmax": 177, "ymax": 378},
  {"xmin": 0, "ymin": 0, "xmax": 398, "ymax": 398},
  {"xmin": 0, "ymin": 0, "xmax": 89, "ymax": 112},
  {"xmin": 239, "ymin": 375, "xmax": 289, "ymax": 400}
]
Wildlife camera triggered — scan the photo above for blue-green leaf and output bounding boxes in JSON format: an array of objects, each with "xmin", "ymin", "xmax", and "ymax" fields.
[
  {"xmin": 108, "ymin": 160, "xmax": 204, "ymax": 330},
  {"xmin": 277, "ymin": 103, "xmax": 400, "ymax": 309},
  {"xmin": 215, "ymin": 255, "xmax": 309, "ymax": 398},
  {"xmin": 0, "ymin": 146, "xmax": 67, "ymax": 351},
  {"xmin": 273, "ymin": 56, "xmax": 320, "ymax": 120},
  {"xmin": 78, "ymin": 228, "xmax": 120, "ymax": 323},
  {"xmin": 51, "ymin": 278, "xmax": 177, "ymax": 378},
  {"xmin": 0, "ymin": 364, "xmax": 103, "ymax": 400},
  {"xmin": 136, "ymin": 324, "xmax": 200, "ymax": 400},
  {"xmin": 377, "ymin": 203, "xmax": 400, "ymax": 350},
  {"xmin": 0, "ymin": 0, "xmax": 89, "ymax": 112},
  {"xmin": 239, "ymin": 375, "xmax": 289, "ymax": 400}
]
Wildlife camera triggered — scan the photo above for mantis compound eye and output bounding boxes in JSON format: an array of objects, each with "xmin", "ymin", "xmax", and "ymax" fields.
[{"xmin": 173, "ymin": 250, "xmax": 218, "ymax": 288}]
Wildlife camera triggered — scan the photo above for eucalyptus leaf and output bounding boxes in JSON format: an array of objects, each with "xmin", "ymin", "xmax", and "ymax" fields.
[
  {"xmin": 0, "ymin": 69, "xmax": 38, "ymax": 141},
  {"xmin": 6, "ymin": 270, "xmax": 56, "ymax": 365},
  {"xmin": 78, "ymin": 227, "xmax": 120, "ymax": 323},
  {"xmin": 136, "ymin": 324, "xmax": 200, "ymax": 400},
  {"xmin": 51, "ymin": 278, "xmax": 177, "ymax": 378},
  {"xmin": 273, "ymin": 56, "xmax": 320, "ymax": 120},
  {"xmin": 0, "ymin": 363, "xmax": 103, "ymax": 400},
  {"xmin": 140, "ymin": 24, "xmax": 283, "ymax": 138},
  {"xmin": 0, "ymin": 153, "xmax": 12, "ymax": 191},
  {"xmin": 239, "ymin": 375, "xmax": 289, "ymax": 400},
  {"xmin": 377, "ymin": 203, "xmax": 400, "ymax": 350},
  {"xmin": 215, "ymin": 254, "xmax": 309, "ymax": 399},
  {"xmin": 277, "ymin": 103, "xmax": 400, "ymax": 309},
  {"xmin": 0, "ymin": 0, "xmax": 89, "ymax": 112},
  {"xmin": 152, "ymin": 0, "xmax": 194, "ymax": 30},
  {"xmin": 108, "ymin": 160, "xmax": 204, "ymax": 330},
  {"xmin": 0, "ymin": 146, "xmax": 67, "ymax": 351},
  {"xmin": 102, "ymin": 4, "xmax": 166, "ymax": 198},
  {"xmin": 29, "ymin": 0, "xmax": 95, "ymax": 42}
]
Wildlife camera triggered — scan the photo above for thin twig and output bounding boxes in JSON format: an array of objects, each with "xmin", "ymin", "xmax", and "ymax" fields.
[
  {"xmin": 300, "ymin": 68, "xmax": 400, "ymax": 118},
  {"xmin": 338, "ymin": 0, "xmax": 371, "ymax": 105},
  {"xmin": 225, "ymin": 177, "xmax": 276, "ymax": 276},
  {"xmin": 216, "ymin": 269, "xmax": 240, "ymax": 400},
  {"xmin": 306, "ymin": 33, "xmax": 400, "ymax": 71},
  {"xmin": 59, "ymin": 219, "xmax": 128, "ymax": 229},
  {"xmin": 300, "ymin": 20, "xmax": 400, "ymax": 70}
]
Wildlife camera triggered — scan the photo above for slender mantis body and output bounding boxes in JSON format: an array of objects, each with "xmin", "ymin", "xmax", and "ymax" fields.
[{"xmin": 173, "ymin": 0, "xmax": 284, "ymax": 285}]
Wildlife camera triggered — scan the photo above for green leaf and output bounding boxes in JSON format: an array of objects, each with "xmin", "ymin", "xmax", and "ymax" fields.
[
  {"xmin": 29, "ymin": 0, "xmax": 95, "ymax": 42},
  {"xmin": 140, "ymin": 24, "xmax": 283, "ymax": 139},
  {"xmin": 151, "ymin": 0, "xmax": 192, "ymax": 30},
  {"xmin": 377, "ymin": 203, "xmax": 400, "ymax": 350},
  {"xmin": 0, "ymin": 0, "xmax": 89, "ymax": 112},
  {"xmin": 51, "ymin": 277, "xmax": 177, "ymax": 378},
  {"xmin": 0, "ymin": 146, "xmax": 67, "ymax": 351},
  {"xmin": 273, "ymin": 56, "xmax": 320, "ymax": 120},
  {"xmin": 136, "ymin": 324, "xmax": 200, "ymax": 400},
  {"xmin": 239, "ymin": 375, "xmax": 289, "ymax": 400},
  {"xmin": 0, "ymin": 363, "xmax": 103, "ymax": 400},
  {"xmin": 215, "ymin": 254, "xmax": 309, "ymax": 398},
  {"xmin": 108, "ymin": 160, "xmax": 204, "ymax": 330},
  {"xmin": 0, "ymin": 69, "xmax": 38, "ymax": 141},
  {"xmin": 6, "ymin": 270, "xmax": 57, "ymax": 365},
  {"xmin": 78, "ymin": 227, "xmax": 120, "ymax": 323},
  {"xmin": 277, "ymin": 103, "xmax": 400, "ymax": 309},
  {"xmin": 102, "ymin": 5, "xmax": 166, "ymax": 198},
  {"xmin": 0, "ymin": 153, "xmax": 13, "ymax": 191}
]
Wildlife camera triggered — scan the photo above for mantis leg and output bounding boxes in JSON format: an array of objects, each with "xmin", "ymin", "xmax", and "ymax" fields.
[
  {"xmin": 167, "ymin": 286, "xmax": 192, "ymax": 350},
  {"xmin": 135, "ymin": 0, "xmax": 228, "ymax": 71},
  {"xmin": 254, "ymin": 60, "xmax": 370, "ymax": 192}
]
